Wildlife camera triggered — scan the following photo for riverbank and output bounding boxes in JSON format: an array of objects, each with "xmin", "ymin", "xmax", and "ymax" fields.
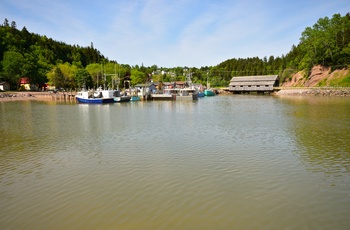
[
  {"xmin": 0, "ymin": 91, "xmax": 73, "ymax": 102},
  {"xmin": 275, "ymin": 88, "xmax": 350, "ymax": 96},
  {"xmin": 1, "ymin": 92, "xmax": 42, "ymax": 101}
]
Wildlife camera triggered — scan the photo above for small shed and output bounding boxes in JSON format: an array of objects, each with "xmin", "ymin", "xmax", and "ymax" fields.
[
  {"xmin": 135, "ymin": 82, "xmax": 158, "ymax": 96},
  {"xmin": 0, "ymin": 82, "xmax": 10, "ymax": 91},
  {"xmin": 19, "ymin": 77, "xmax": 31, "ymax": 90},
  {"xmin": 229, "ymin": 75, "xmax": 279, "ymax": 93}
]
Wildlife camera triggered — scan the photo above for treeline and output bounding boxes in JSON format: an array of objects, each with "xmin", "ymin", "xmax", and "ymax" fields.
[
  {"xmin": 0, "ymin": 13, "xmax": 349, "ymax": 90},
  {"xmin": 0, "ymin": 18, "xmax": 106, "ymax": 89}
]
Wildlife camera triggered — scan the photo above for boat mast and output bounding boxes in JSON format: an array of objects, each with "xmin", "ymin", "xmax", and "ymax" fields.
[
  {"xmin": 112, "ymin": 63, "xmax": 116, "ymax": 90},
  {"xmin": 186, "ymin": 69, "xmax": 193, "ymax": 88},
  {"xmin": 206, "ymin": 71, "xmax": 209, "ymax": 89},
  {"xmin": 104, "ymin": 64, "xmax": 106, "ymax": 89}
]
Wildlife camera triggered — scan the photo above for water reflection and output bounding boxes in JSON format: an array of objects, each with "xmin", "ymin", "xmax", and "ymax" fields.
[{"xmin": 279, "ymin": 96, "xmax": 350, "ymax": 176}]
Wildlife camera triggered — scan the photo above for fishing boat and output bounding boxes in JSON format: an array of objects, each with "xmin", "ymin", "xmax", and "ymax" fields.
[
  {"xmin": 151, "ymin": 93, "xmax": 175, "ymax": 100},
  {"xmin": 130, "ymin": 95, "xmax": 141, "ymax": 101},
  {"xmin": 204, "ymin": 72, "xmax": 215, "ymax": 96},
  {"xmin": 204, "ymin": 89, "xmax": 215, "ymax": 96},
  {"xmin": 114, "ymin": 96, "xmax": 131, "ymax": 102},
  {"xmin": 128, "ymin": 87, "xmax": 141, "ymax": 101},
  {"xmin": 113, "ymin": 90, "xmax": 131, "ymax": 102},
  {"xmin": 151, "ymin": 87, "xmax": 175, "ymax": 100},
  {"xmin": 75, "ymin": 88, "xmax": 115, "ymax": 103},
  {"xmin": 173, "ymin": 88, "xmax": 198, "ymax": 101},
  {"xmin": 198, "ymin": 91, "xmax": 205, "ymax": 97},
  {"xmin": 173, "ymin": 70, "xmax": 198, "ymax": 101}
]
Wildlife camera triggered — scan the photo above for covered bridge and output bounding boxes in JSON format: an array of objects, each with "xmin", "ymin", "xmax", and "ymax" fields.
[{"xmin": 229, "ymin": 75, "xmax": 279, "ymax": 93}]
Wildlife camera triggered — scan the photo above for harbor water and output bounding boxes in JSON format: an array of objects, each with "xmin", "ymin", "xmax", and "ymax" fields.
[{"xmin": 1, "ymin": 95, "xmax": 350, "ymax": 229}]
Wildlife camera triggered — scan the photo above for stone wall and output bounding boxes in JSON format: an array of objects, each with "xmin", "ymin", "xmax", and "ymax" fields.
[{"xmin": 275, "ymin": 88, "xmax": 350, "ymax": 96}]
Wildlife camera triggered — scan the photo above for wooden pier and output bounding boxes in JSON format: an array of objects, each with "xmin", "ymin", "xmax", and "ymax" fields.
[{"xmin": 49, "ymin": 91, "xmax": 76, "ymax": 101}]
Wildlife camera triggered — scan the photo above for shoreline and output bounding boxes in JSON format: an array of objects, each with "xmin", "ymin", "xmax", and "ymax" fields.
[
  {"xmin": 274, "ymin": 88, "xmax": 350, "ymax": 96},
  {"xmin": 0, "ymin": 91, "xmax": 75, "ymax": 102}
]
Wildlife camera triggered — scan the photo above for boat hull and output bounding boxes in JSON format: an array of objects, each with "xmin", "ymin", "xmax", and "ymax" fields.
[
  {"xmin": 204, "ymin": 90, "xmax": 215, "ymax": 96},
  {"xmin": 198, "ymin": 92, "xmax": 205, "ymax": 97},
  {"xmin": 114, "ymin": 96, "xmax": 131, "ymax": 102},
  {"xmin": 151, "ymin": 94, "xmax": 176, "ymax": 100},
  {"xmin": 76, "ymin": 97, "xmax": 115, "ymax": 103},
  {"xmin": 130, "ymin": 96, "xmax": 141, "ymax": 101}
]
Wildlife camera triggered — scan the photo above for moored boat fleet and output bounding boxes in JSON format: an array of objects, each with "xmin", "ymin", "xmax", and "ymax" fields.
[
  {"xmin": 76, "ymin": 71, "xmax": 216, "ymax": 104},
  {"xmin": 75, "ymin": 84, "xmax": 216, "ymax": 104},
  {"xmin": 75, "ymin": 87, "xmax": 132, "ymax": 104}
]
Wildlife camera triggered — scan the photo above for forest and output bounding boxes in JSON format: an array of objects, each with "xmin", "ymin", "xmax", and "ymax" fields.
[{"xmin": 0, "ymin": 13, "xmax": 349, "ymax": 90}]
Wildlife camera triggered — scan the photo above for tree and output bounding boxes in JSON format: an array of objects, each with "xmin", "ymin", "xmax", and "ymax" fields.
[
  {"xmin": 2, "ymin": 50, "xmax": 24, "ymax": 88},
  {"xmin": 86, "ymin": 63, "xmax": 103, "ymax": 88},
  {"xmin": 3, "ymin": 18, "xmax": 9, "ymax": 27},
  {"xmin": 130, "ymin": 69, "xmax": 146, "ymax": 86},
  {"xmin": 298, "ymin": 13, "xmax": 350, "ymax": 68},
  {"xmin": 46, "ymin": 66, "xmax": 64, "ymax": 88},
  {"xmin": 58, "ymin": 62, "xmax": 78, "ymax": 89},
  {"xmin": 75, "ymin": 68, "xmax": 92, "ymax": 89},
  {"xmin": 10, "ymin": 21, "xmax": 16, "ymax": 29},
  {"xmin": 46, "ymin": 63, "xmax": 78, "ymax": 89}
]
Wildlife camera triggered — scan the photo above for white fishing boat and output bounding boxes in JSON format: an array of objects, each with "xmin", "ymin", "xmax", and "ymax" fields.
[{"xmin": 75, "ymin": 88, "xmax": 114, "ymax": 103}]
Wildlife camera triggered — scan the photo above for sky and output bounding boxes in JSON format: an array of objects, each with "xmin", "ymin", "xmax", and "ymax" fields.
[{"xmin": 1, "ymin": 0, "xmax": 349, "ymax": 68}]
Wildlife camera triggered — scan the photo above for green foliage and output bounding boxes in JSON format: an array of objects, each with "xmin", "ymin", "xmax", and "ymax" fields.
[
  {"xmin": 315, "ymin": 71, "xmax": 350, "ymax": 87},
  {"xmin": 151, "ymin": 74, "xmax": 162, "ymax": 83},
  {"xmin": 130, "ymin": 69, "xmax": 146, "ymax": 86},
  {"xmin": 317, "ymin": 78, "xmax": 328, "ymax": 87},
  {"xmin": 327, "ymin": 73, "xmax": 350, "ymax": 87},
  {"xmin": 75, "ymin": 69, "xmax": 93, "ymax": 89},
  {"xmin": 0, "ymin": 21, "xmax": 106, "ymax": 89},
  {"xmin": 298, "ymin": 13, "xmax": 350, "ymax": 68},
  {"xmin": 46, "ymin": 63, "xmax": 77, "ymax": 89},
  {"xmin": 50, "ymin": 67, "xmax": 64, "ymax": 88},
  {"xmin": 338, "ymin": 74, "xmax": 350, "ymax": 86},
  {"xmin": 58, "ymin": 62, "xmax": 78, "ymax": 89},
  {"xmin": 2, "ymin": 50, "xmax": 24, "ymax": 87},
  {"xmin": 86, "ymin": 63, "xmax": 103, "ymax": 88}
]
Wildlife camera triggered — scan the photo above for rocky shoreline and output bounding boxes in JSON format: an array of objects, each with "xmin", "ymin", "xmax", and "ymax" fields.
[
  {"xmin": 0, "ymin": 93, "xmax": 36, "ymax": 98},
  {"xmin": 275, "ymin": 88, "xmax": 350, "ymax": 96},
  {"xmin": 0, "ymin": 92, "xmax": 53, "ymax": 101}
]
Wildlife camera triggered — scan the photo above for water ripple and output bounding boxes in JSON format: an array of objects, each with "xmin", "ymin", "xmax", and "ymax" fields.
[{"xmin": 1, "ymin": 97, "xmax": 350, "ymax": 229}]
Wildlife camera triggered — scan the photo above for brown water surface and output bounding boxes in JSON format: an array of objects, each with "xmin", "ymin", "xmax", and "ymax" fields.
[{"xmin": 1, "ymin": 95, "xmax": 350, "ymax": 229}]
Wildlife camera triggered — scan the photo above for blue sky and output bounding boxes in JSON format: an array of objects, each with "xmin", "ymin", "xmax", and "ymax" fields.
[{"xmin": 1, "ymin": 0, "xmax": 349, "ymax": 67}]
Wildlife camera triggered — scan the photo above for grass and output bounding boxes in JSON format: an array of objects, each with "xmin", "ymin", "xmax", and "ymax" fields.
[{"xmin": 312, "ymin": 69, "xmax": 350, "ymax": 87}]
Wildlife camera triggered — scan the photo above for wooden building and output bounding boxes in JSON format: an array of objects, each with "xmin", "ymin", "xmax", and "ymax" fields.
[{"xmin": 229, "ymin": 75, "xmax": 279, "ymax": 93}]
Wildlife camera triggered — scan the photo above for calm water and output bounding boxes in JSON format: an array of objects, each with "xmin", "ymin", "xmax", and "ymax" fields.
[{"xmin": 1, "ymin": 95, "xmax": 350, "ymax": 230}]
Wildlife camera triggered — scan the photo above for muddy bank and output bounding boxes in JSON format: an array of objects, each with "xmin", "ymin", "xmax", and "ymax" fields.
[
  {"xmin": 0, "ymin": 92, "xmax": 58, "ymax": 102},
  {"xmin": 0, "ymin": 92, "xmax": 36, "ymax": 101},
  {"xmin": 275, "ymin": 88, "xmax": 350, "ymax": 96}
]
